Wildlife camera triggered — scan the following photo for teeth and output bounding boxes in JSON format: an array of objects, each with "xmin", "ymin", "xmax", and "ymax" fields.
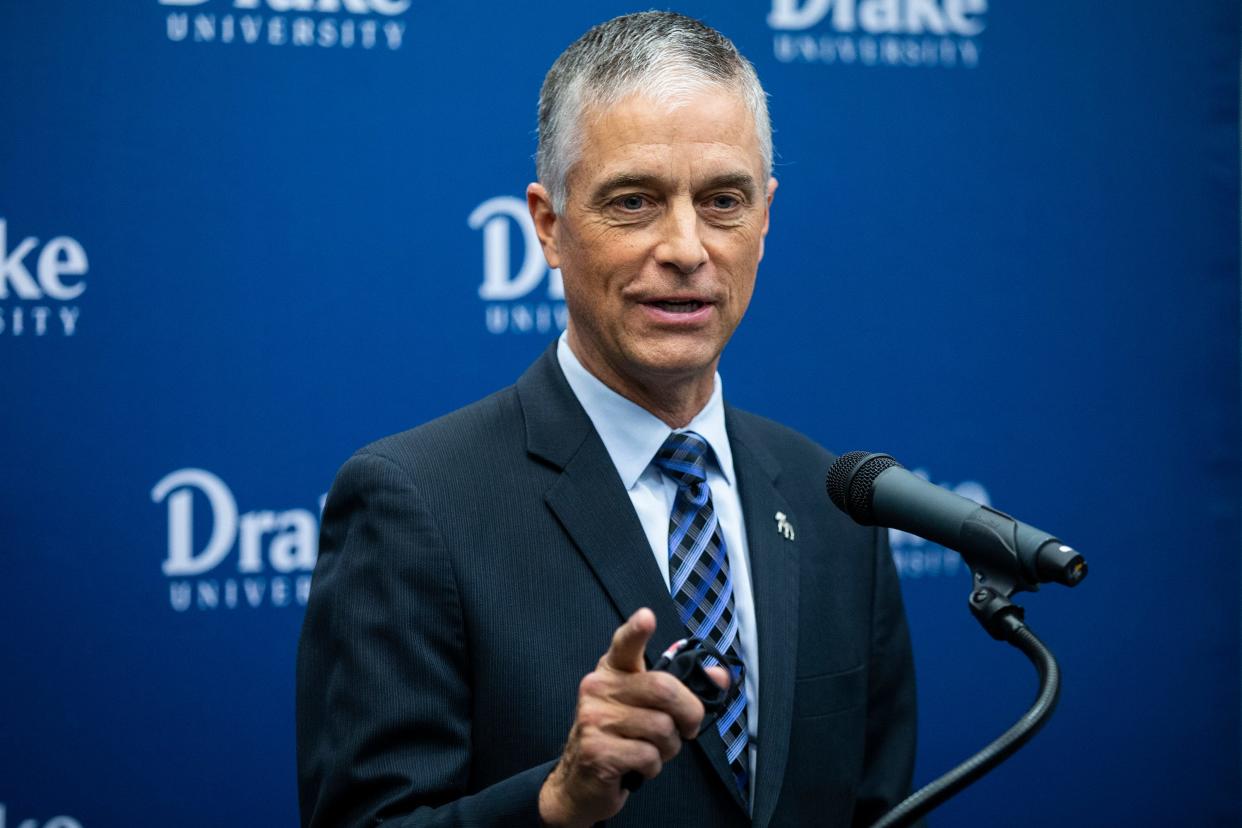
[{"xmin": 654, "ymin": 301, "xmax": 702, "ymax": 312}]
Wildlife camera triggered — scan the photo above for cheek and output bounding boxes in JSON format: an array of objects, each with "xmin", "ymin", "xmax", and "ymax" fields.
[
  {"xmin": 716, "ymin": 242, "xmax": 762, "ymax": 308},
  {"xmin": 574, "ymin": 243, "xmax": 646, "ymax": 296},
  {"xmin": 558, "ymin": 255, "xmax": 624, "ymax": 326},
  {"xmin": 731, "ymin": 278, "xmax": 756, "ymax": 322}
]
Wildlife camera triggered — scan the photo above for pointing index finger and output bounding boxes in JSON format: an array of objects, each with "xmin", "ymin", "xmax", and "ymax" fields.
[{"xmin": 605, "ymin": 608, "xmax": 656, "ymax": 673}]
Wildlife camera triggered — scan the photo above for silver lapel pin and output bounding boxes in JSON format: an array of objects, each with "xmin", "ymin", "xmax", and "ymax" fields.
[{"xmin": 774, "ymin": 511, "xmax": 795, "ymax": 541}]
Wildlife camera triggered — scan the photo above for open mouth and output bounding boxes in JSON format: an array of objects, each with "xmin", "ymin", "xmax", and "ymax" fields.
[{"xmin": 648, "ymin": 300, "xmax": 706, "ymax": 313}]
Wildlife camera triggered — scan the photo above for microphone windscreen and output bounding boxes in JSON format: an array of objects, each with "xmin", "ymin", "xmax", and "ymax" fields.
[{"xmin": 826, "ymin": 451, "xmax": 901, "ymax": 525}]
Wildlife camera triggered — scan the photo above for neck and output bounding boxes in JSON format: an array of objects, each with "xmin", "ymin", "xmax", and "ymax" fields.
[{"xmin": 566, "ymin": 331, "xmax": 716, "ymax": 429}]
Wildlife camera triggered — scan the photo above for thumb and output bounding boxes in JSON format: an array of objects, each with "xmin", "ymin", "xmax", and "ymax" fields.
[
  {"xmin": 604, "ymin": 608, "xmax": 656, "ymax": 673},
  {"xmin": 704, "ymin": 665, "xmax": 731, "ymax": 692}
]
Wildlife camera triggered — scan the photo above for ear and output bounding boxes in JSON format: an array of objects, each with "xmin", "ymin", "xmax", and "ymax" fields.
[
  {"xmin": 527, "ymin": 182, "xmax": 561, "ymax": 269},
  {"xmin": 758, "ymin": 177, "xmax": 778, "ymax": 261}
]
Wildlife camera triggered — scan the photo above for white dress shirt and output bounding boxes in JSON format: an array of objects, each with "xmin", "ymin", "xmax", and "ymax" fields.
[{"xmin": 556, "ymin": 333, "xmax": 759, "ymax": 791}]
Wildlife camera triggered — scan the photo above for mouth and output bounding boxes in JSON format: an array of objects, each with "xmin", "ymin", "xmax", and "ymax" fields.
[
  {"xmin": 637, "ymin": 296, "xmax": 716, "ymax": 326},
  {"xmin": 646, "ymin": 299, "xmax": 708, "ymax": 314}
]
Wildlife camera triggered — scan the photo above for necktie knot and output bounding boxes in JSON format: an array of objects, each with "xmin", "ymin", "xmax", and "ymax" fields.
[{"xmin": 654, "ymin": 431, "xmax": 710, "ymax": 489}]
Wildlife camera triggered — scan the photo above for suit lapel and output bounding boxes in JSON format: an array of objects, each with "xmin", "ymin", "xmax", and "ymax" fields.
[
  {"xmin": 518, "ymin": 347, "xmax": 750, "ymax": 814},
  {"xmin": 543, "ymin": 441, "xmax": 685, "ymax": 667},
  {"xmin": 728, "ymin": 409, "xmax": 800, "ymax": 828},
  {"xmin": 516, "ymin": 346, "xmax": 685, "ymax": 668}
]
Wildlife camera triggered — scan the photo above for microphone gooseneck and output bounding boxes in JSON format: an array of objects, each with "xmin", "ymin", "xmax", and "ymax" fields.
[{"xmin": 869, "ymin": 614, "xmax": 1062, "ymax": 828}]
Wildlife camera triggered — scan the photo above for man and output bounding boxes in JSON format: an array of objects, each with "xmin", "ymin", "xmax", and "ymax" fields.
[{"xmin": 297, "ymin": 12, "xmax": 916, "ymax": 828}]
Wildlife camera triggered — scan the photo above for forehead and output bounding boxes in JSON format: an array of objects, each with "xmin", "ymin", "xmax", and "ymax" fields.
[{"xmin": 571, "ymin": 89, "xmax": 764, "ymax": 189}]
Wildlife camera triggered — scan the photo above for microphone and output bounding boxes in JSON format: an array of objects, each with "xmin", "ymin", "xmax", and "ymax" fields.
[{"xmin": 826, "ymin": 452, "xmax": 1086, "ymax": 590}]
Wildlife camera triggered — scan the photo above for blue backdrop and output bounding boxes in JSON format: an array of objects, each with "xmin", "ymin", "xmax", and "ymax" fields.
[{"xmin": 2, "ymin": 2, "xmax": 1239, "ymax": 825}]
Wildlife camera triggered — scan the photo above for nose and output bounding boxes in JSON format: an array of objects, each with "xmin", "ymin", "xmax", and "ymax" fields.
[{"xmin": 654, "ymin": 199, "xmax": 708, "ymax": 275}]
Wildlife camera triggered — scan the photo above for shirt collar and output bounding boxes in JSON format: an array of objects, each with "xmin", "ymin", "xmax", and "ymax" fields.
[{"xmin": 557, "ymin": 332, "xmax": 735, "ymax": 489}]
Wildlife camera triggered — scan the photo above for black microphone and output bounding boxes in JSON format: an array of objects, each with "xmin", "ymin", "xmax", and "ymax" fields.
[{"xmin": 826, "ymin": 452, "xmax": 1086, "ymax": 590}]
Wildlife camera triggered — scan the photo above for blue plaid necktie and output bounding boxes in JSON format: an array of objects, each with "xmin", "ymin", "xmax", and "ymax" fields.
[{"xmin": 653, "ymin": 431, "xmax": 750, "ymax": 801}]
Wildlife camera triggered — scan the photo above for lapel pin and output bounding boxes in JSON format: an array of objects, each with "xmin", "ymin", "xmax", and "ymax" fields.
[{"xmin": 774, "ymin": 511, "xmax": 795, "ymax": 541}]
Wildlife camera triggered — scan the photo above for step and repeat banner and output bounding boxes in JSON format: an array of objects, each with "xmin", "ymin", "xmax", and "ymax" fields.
[{"xmin": 2, "ymin": 2, "xmax": 1239, "ymax": 825}]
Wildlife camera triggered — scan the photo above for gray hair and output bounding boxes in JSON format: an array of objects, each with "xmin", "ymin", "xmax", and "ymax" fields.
[{"xmin": 536, "ymin": 11, "xmax": 773, "ymax": 214}]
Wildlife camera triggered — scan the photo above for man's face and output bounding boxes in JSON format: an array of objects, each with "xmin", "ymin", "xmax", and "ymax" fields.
[{"xmin": 529, "ymin": 88, "xmax": 776, "ymax": 401}]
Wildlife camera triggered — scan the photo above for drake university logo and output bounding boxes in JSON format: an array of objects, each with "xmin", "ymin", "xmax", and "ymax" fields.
[
  {"xmin": 469, "ymin": 196, "xmax": 567, "ymax": 335},
  {"xmin": 0, "ymin": 805, "xmax": 81, "ymax": 828},
  {"xmin": 151, "ymin": 468, "xmax": 322, "ymax": 611},
  {"xmin": 159, "ymin": 0, "xmax": 410, "ymax": 51},
  {"xmin": 769, "ymin": 0, "xmax": 987, "ymax": 68},
  {"xmin": 0, "ymin": 219, "xmax": 87, "ymax": 338}
]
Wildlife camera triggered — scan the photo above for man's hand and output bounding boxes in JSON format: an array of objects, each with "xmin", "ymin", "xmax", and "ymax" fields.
[{"xmin": 537, "ymin": 608, "xmax": 728, "ymax": 828}]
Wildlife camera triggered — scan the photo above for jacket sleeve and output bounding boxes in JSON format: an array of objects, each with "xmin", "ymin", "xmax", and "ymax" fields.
[
  {"xmin": 852, "ymin": 525, "xmax": 920, "ymax": 827},
  {"xmin": 296, "ymin": 449, "xmax": 554, "ymax": 827}
]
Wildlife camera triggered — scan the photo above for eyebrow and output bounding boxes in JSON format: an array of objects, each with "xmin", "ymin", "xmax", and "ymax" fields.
[
  {"xmin": 702, "ymin": 172, "xmax": 760, "ymax": 198},
  {"xmin": 590, "ymin": 171, "xmax": 761, "ymax": 202},
  {"xmin": 590, "ymin": 173, "xmax": 667, "ymax": 202}
]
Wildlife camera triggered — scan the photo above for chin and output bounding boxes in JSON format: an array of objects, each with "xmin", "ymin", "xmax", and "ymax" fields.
[{"xmin": 628, "ymin": 341, "xmax": 720, "ymax": 379}]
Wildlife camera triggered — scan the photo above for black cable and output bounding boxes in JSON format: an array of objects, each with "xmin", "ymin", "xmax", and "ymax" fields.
[{"xmin": 870, "ymin": 616, "xmax": 1061, "ymax": 828}]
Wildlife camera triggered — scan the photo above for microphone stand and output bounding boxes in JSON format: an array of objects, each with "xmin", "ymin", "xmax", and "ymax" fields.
[{"xmin": 870, "ymin": 580, "xmax": 1062, "ymax": 828}]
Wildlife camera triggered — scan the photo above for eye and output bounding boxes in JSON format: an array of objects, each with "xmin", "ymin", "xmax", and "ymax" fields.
[
  {"xmin": 615, "ymin": 194, "xmax": 649, "ymax": 211},
  {"xmin": 707, "ymin": 193, "xmax": 741, "ymax": 211}
]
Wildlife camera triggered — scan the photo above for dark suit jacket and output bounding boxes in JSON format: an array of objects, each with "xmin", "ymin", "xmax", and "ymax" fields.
[{"xmin": 296, "ymin": 346, "xmax": 917, "ymax": 827}]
